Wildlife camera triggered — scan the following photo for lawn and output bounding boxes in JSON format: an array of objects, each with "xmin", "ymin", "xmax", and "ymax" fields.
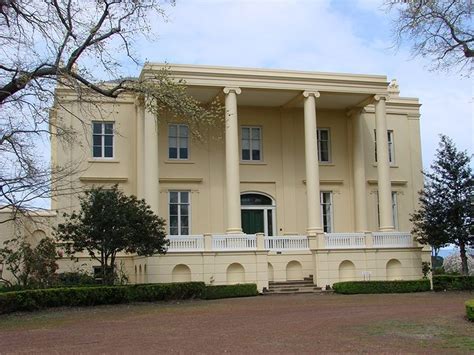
[{"xmin": 0, "ymin": 291, "xmax": 472, "ymax": 353}]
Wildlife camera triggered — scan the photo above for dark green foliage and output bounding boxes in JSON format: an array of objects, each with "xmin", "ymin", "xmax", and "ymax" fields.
[
  {"xmin": 332, "ymin": 280, "xmax": 431, "ymax": 294},
  {"xmin": 204, "ymin": 284, "xmax": 258, "ymax": 300},
  {"xmin": 0, "ymin": 282, "xmax": 207, "ymax": 314},
  {"xmin": 56, "ymin": 185, "xmax": 168, "ymax": 284},
  {"xmin": 432, "ymin": 255, "xmax": 444, "ymax": 269},
  {"xmin": 411, "ymin": 135, "xmax": 473, "ymax": 275},
  {"xmin": 0, "ymin": 282, "xmax": 260, "ymax": 314},
  {"xmin": 432, "ymin": 275, "xmax": 474, "ymax": 291},
  {"xmin": 466, "ymin": 300, "xmax": 474, "ymax": 322},
  {"xmin": 0, "ymin": 237, "xmax": 58, "ymax": 288},
  {"xmin": 56, "ymin": 272, "xmax": 97, "ymax": 287}
]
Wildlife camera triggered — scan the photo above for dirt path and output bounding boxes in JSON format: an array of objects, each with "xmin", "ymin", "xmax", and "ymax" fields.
[{"xmin": 0, "ymin": 292, "xmax": 473, "ymax": 354}]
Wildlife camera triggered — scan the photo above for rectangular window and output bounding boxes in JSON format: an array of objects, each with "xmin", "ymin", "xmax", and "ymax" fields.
[
  {"xmin": 92, "ymin": 122, "xmax": 114, "ymax": 158},
  {"xmin": 317, "ymin": 128, "xmax": 331, "ymax": 162},
  {"xmin": 374, "ymin": 130, "xmax": 395, "ymax": 164},
  {"xmin": 376, "ymin": 191, "xmax": 399, "ymax": 229},
  {"xmin": 169, "ymin": 191, "xmax": 190, "ymax": 236},
  {"xmin": 241, "ymin": 126, "xmax": 261, "ymax": 161},
  {"xmin": 168, "ymin": 124, "xmax": 189, "ymax": 160},
  {"xmin": 320, "ymin": 191, "xmax": 333, "ymax": 233}
]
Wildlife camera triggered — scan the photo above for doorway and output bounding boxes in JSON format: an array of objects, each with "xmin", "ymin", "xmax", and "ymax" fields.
[{"xmin": 240, "ymin": 193, "xmax": 276, "ymax": 236}]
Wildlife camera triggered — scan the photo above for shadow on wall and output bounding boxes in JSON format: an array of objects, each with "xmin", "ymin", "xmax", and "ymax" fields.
[
  {"xmin": 172, "ymin": 264, "xmax": 192, "ymax": 282},
  {"xmin": 227, "ymin": 263, "xmax": 245, "ymax": 284},
  {"xmin": 286, "ymin": 260, "xmax": 303, "ymax": 281},
  {"xmin": 339, "ymin": 260, "xmax": 356, "ymax": 281},
  {"xmin": 386, "ymin": 259, "xmax": 402, "ymax": 280}
]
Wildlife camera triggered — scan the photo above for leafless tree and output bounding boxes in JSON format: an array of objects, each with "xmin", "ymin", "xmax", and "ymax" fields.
[
  {"xmin": 0, "ymin": 0, "xmax": 221, "ymax": 221},
  {"xmin": 386, "ymin": 0, "xmax": 473, "ymax": 75}
]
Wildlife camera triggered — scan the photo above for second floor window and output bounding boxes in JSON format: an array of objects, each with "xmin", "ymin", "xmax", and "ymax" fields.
[
  {"xmin": 374, "ymin": 130, "xmax": 395, "ymax": 164},
  {"xmin": 317, "ymin": 128, "xmax": 331, "ymax": 162},
  {"xmin": 92, "ymin": 122, "xmax": 114, "ymax": 158},
  {"xmin": 169, "ymin": 191, "xmax": 190, "ymax": 236},
  {"xmin": 241, "ymin": 126, "xmax": 261, "ymax": 161},
  {"xmin": 169, "ymin": 124, "xmax": 189, "ymax": 160},
  {"xmin": 321, "ymin": 191, "xmax": 333, "ymax": 233}
]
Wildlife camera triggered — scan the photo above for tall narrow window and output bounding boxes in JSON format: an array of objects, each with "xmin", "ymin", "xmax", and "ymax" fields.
[
  {"xmin": 169, "ymin": 191, "xmax": 190, "ymax": 236},
  {"xmin": 317, "ymin": 128, "xmax": 331, "ymax": 162},
  {"xmin": 92, "ymin": 122, "xmax": 114, "ymax": 158},
  {"xmin": 320, "ymin": 191, "xmax": 333, "ymax": 233},
  {"xmin": 376, "ymin": 191, "xmax": 398, "ymax": 229},
  {"xmin": 168, "ymin": 124, "xmax": 189, "ymax": 160},
  {"xmin": 241, "ymin": 126, "xmax": 261, "ymax": 161},
  {"xmin": 374, "ymin": 129, "xmax": 395, "ymax": 164}
]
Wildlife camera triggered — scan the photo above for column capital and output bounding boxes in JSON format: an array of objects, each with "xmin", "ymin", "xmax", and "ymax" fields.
[
  {"xmin": 303, "ymin": 90, "xmax": 320, "ymax": 98},
  {"xmin": 134, "ymin": 95, "xmax": 145, "ymax": 107},
  {"xmin": 374, "ymin": 94, "xmax": 389, "ymax": 102},
  {"xmin": 223, "ymin": 87, "xmax": 242, "ymax": 95}
]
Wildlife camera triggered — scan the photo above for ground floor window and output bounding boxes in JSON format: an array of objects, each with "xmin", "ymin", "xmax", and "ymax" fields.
[
  {"xmin": 321, "ymin": 191, "xmax": 333, "ymax": 233},
  {"xmin": 169, "ymin": 191, "xmax": 190, "ymax": 235}
]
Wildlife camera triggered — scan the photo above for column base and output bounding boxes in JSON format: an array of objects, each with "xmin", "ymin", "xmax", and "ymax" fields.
[
  {"xmin": 226, "ymin": 228, "xmax": 243, "ymax": 234},
  {"xmin": 306, "ymin": 228, "xmax": 323, "ymax": 237},
  {"xmin": 379, "ymin": 226, "xmax": 396, "ymax": 232}
]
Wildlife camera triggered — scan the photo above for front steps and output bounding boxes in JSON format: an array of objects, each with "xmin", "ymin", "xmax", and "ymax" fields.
[{"xmin": 264, "ymin": 275, "xmax": 324, "ymax": 295}]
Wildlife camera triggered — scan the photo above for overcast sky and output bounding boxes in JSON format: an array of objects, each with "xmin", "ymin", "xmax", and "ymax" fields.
[{"xmin": 126, "ymin": 0, "xmax": 472, "ymax": 169}]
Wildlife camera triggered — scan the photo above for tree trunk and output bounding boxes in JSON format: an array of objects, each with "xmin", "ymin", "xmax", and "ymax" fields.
[{"xmin": 459, "ymin": 242, "xmax": 468, "ymax": 276}]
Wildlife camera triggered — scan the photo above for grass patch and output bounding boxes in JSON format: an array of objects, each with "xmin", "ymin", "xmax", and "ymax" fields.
[{"xmin": 362, "ymin": 320, "xmax": 474, "ymax": 351}]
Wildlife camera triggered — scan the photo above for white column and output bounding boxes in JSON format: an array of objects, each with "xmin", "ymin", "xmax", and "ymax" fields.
[
  {"xmin": 143, "ymin": 101, "xmax": 160, "ymax": 214},
  {"xmin": 135, "ymin": 97, "xmax": 145, "ymax": 199},
  {"xmin": 303, "ymin": 91, "xmax": 322, "ymax": 236},
  {"xmin": 224, "ymin": 87, "xmax": 242, "ymax": 234},
  {"xmin": 351, "ymin": 109, "xmax": 368, "ymax": 232},
  {"xmin": 374, "ymin": 95, "xmax": 394, "ymax": 231}
]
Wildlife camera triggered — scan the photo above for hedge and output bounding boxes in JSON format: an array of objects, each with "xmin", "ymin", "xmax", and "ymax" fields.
[
  {"xmin": 466, "ymin": 300, "xmax": 474, "ymax": 322},
  {"xmin": 204, "ymin": 284, "xmax": 258, "ymax": 300},
  {"xmin": 0, "ymin": 282, "xmax": 260, "ymax": 314},
  {"xmin": 332, "ymin": 280, "xmax": 431, "ymax": 294},
  {"xmin": 432, "ymin": 275, "xmax": 474, "ymax": 291}
]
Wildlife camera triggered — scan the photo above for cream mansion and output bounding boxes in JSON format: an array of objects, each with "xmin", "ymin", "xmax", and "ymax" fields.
[{"xmin": 1, "ymin": 64, "xmax": 431, "ymax": 291}]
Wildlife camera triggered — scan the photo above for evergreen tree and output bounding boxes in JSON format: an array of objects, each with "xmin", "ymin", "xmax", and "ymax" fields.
[
  {"xmin": 411, "ymin": 135, "xmax": 473, "ymax": 275},
  {"xmin": 56, "ymin": 185, "xmax": 168, "ymax": 284}
]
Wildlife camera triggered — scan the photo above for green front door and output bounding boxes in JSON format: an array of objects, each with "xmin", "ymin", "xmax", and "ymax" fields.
[{"xmin": 241, "ymin": 209, "xmax": 264, "ymax": 234}]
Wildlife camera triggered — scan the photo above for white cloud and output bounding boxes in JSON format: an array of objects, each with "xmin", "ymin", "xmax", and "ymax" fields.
[{"xmin": 126, "ymin": 0, "xmax": 474, "ymax": 168}]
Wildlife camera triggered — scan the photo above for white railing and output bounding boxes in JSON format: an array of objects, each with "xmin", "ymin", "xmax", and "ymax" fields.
[
  {"xmin": 265, "ymin": 236, "xmax": 309, "ymax": 251},
  {"xmin": 373, "ymin": 232, "xmax": 413, "ymax": 248},
  {"xmin": 167, "ymin": 235, "xmax": 204, "ymax": 252},
  {"xmin": 324, "ymin": 233, "xmax": 366, "ymax": 249},
  {"xmin": 212, "ymin": 234, "xmax": 257, "ymax": 251}
]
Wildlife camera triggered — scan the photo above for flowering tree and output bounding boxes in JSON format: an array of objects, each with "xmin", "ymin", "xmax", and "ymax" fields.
[{"xmin": 443, "ymin": 251, "xmax": 474, "ymax": 276}]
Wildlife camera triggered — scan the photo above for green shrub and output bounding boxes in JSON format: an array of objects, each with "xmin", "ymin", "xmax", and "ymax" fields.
[
  {"xmin": 56, "ymin": 272, "xmax": 97, "ymax": 287},
  {"xmin": 332, "ymin": 280, "xmax": 431, "ymax": 294},
  {"xmin": 466, "ymin": 300, "xmax": 474, "ymax": 322},
  {"xmin": 204, "ymin": 284, "xmax": 258, "ymax": 300},
  {"xmin": 433, "ymin": 275, "xmax": 474, "ymax": 291},
  {"xmin": 0, "ymin": 282, "xmax": 206, "ymax": 314}
]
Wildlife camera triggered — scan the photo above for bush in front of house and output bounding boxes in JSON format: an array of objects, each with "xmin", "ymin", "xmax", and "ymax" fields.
[
  {"xmin": 432, "ymin": 275, "xmax": 474, "ymax": 291},
  {"xmin": 204, "ymin": 284, "xmax": 258, "ymax": 300},
  {"xmin": 0, "ymin": 282, "xmax": 207, "ymax": 314},
  {"xmin": 332, "ymin": 280, "xmax": 431, "ymax": 294},
  {"xmin": 466, "ymin": 300, "xmax": 474, "ymax": 322},
  {"xmin": 0, "ymin": 282, "xmax": 260, "ymax": 314}
]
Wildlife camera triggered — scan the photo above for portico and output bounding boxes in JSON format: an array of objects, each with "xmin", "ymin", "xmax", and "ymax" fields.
[{"xmin": 138, "ymin": 64, "xmax": 397, "ymax": 237}]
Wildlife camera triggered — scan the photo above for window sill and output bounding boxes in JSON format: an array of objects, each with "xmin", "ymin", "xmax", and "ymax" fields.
[
  {"xmin": 164, "ymin": 160, "xmax": 195, "ymax": 164},
  {"xmin": 319, "ymin": 162, "xmax": 335, "ymax": 167},
  {"xmin": 88, "ymin": 159, "xmax": 120, "ymax": 163},
  {"xmin": 240, "ymin": 161, "xmax": 267, "ymax": 165},
  {"xmin": 372, "ymin": 163, "xmax": 399, "ymax": 168}
]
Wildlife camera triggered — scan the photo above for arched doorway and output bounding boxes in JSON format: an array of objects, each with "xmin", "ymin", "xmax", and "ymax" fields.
[{"xmin": 240, "ymin": 192, "xmax": 276, "ymax": 236}]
